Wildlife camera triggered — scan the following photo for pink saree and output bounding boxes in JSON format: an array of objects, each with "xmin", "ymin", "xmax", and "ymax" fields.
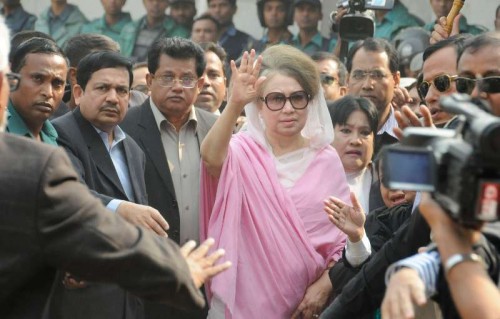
[{"xmin": 200, "ymin": 133, "xmax": 350, "ymax": 318}]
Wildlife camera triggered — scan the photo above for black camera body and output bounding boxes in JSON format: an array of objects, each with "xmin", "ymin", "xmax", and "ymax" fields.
[
  {"xmin": 333, "ymin": 0, "xmax": 394, "ymax": 41},
  {"xmin": 382, "ymin": 94, "xmax": 500, "ymax": 227}
]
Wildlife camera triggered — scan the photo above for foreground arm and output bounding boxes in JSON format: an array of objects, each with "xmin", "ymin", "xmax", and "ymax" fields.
[
  {"xmin": 418, "ymin": 194, "xmax": 500, "ymax": 319},
  {"xmin": 38, "ymin": 148, "xmax": 230, "ymax": 309},
  {"xmin": 200, "ymin": 50, "xmax": 265, "ymax": 177}
]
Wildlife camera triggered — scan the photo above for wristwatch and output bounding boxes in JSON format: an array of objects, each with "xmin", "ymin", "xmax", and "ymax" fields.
[{"xmin": 444, "ymin": 253, "xmax": 485, "ymax": 275}]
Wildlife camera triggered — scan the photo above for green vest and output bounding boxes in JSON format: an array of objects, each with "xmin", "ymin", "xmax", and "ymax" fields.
[
  {"xmin": 81, "ymin": 13, "xmax": 132, "ymax": 43},
  {"xmin": 119, "ymin": 16, "xmax": 190, "ymax": 57}
]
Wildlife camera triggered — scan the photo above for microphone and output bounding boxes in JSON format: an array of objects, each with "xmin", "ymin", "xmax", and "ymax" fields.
[{"xmin": 444, "ymin": 0, "xmax": 465, "ymax": 34}]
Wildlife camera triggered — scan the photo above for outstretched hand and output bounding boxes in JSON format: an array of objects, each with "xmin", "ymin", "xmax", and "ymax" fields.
[
  {"xmin": 227, "ymin": 50, "xmax": 266, "ymax": 110},
  {"xmin": 324, "ymin": 192, "xmax": 366, "ymax": 242},
  {"xmin": 180, "ymin": 238, "xmax": 231, "ymax": 288},
  {"xmin": 393, "ymin": 104, "xmax": 434, "ymax": 140}
]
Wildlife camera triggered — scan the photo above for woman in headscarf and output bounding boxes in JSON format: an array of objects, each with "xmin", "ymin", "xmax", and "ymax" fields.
[{"xmin": 200, "ymin": 45, "xmax": 350, "ymax": 319}]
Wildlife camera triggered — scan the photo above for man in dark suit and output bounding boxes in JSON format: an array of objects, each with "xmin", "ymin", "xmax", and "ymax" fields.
[
  {"xmin": 47, "ymin": 51, "xmax": 170, "ymax": 319},
  {"xmin": 121, "ymin": 37, "xmax": 218, "ymax": 319},
  {"xmin": 0, "ymin": 16, "xmax": 230, "ymax": 319}
]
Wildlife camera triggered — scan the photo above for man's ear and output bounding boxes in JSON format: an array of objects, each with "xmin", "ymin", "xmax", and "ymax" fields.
[
  {"xmin": 393, "ymin": 70, "xmax": 401, "ymax": 87},
  {"xmin": 73, "ymin": 84, "xmax": 84, "ymax": 105},
  {"xmin": 68, "ymin": 67, "xmax": 77, "ymax": 87},
  {"xmin": 339, "ymin": 86, "xmax": 348, "ymax": 97},
  {"xmin": 196, "ymin": 77, "xmax": 205, "ymax": 94},
  {"xmin": 146, "ymin": 73, "xmax": 153, "ymax": 87}
]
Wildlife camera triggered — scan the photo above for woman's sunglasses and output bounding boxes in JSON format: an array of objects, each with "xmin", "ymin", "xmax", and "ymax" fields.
[
  {"xmin": 456, "ymin": 76, "xmax": 500, "ymax": 95},
  {"xmin": 418, "ymin": 74, "xmax": 457, "ymax": 98}
]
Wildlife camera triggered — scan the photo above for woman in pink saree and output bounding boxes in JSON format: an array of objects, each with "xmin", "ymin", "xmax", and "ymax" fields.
[{"xmin": 200, "ymin": 45, "xmax": 350, "ymax": 319}]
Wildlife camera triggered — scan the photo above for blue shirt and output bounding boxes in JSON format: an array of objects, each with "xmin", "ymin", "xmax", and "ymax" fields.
[
  {"xmin": 81, "ymin": 12, "xmax": 132, "ymax": 42},
  {"xmin": 6, "ymin": 101, "xmax": 58, "ymax": 146},
  {"xmin": 94, "ymin": 125, "xmax": 134, "ymax": 212},
  {"xmin": 219, "ymin": 23, "xmax": 254, "ymax": 62},
  {"xmin": 1, "ymin": 5, "xmax": 36, "ymax": 33}
]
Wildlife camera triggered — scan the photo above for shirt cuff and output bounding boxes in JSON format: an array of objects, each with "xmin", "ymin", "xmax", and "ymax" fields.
[
  {"xmin": 385, "ymin": 249, "xmax": 440, "ymax": 297},
  {"xmin": 345, "ymin": 232, "xmax": 372, "ymax": 267},
  {"xmin": 106, "ymin": 199, "xmax": 123, "ymax": 213}
]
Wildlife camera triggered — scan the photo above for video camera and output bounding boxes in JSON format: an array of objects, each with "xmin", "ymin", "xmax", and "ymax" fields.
[
  {"xmin": 332, "ymin": 0, "xmax": 394, "ymax": 41},
  {"xmin": 382, "ymin": 94, "xmax": 500, "ymax": 228}
]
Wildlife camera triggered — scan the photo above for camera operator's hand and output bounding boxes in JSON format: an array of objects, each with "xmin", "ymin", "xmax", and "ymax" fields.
[
  {"xmin": 419, "ymin": 193, "xmax": 481, "ymax": 248},
  {"xmin": 381, "ymin": 268, "xmax": 427, "ymax": 319},
  {"xmin": 430, "ymin": 14, "xmax": 461, "ymax": 45},
  {"xmin": 417, "ymin": 193, "xmax": 500, "ymax": 319},
  {"xmin": 393, "ymin": 104, "xmax": 434, "ymax": 140}
]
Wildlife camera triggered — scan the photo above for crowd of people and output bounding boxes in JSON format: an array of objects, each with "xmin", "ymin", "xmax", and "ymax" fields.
[{"xmin": 1, "ymin": 0, "xmax": 500, "ymax": 319}]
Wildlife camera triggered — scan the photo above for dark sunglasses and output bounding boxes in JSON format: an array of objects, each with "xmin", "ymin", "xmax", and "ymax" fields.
[
  {"xmin": 320, "ymin": 74, "xmax": 335, "ymax": 86},
  {"xmin": 456, "ymin": 76, "xmax": 500, "ymax": 95},
  {"xmin": 418, "ymin": 74, "xmax": 457, "ymax": 98},
  {"xmin": 259, "ymin": 91, "xmax": 311, "ymax": 111}
]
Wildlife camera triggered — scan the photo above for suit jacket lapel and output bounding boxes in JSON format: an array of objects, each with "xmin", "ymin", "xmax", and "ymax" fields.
[
  {"xmin": 73, "ymin": 109, "xmax": 128, "ymax": 199},
  {"xmin": 138, "ymin": 101, "xmax": 177, "ymax": 199},
  {"xmin": 122, "ymin": 139, "xmax": 142, "ymax": 203}
]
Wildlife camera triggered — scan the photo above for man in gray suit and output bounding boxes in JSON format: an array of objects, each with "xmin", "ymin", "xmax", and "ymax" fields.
[
  {"xmin": 0, "ymin": 16, "xmax": 230, "ymax": 319},
  {"xmin": 121, "ymin": 37, "xmax": 218, "ymax": 319},
  {"xmin": 47, "ymin": 51, "xmax": 169, "ymax": 319}
]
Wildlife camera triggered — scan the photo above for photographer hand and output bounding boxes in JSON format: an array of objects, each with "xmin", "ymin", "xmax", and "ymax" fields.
[{"xmin": 381, "ymin": 268, "xmax": 427, "ymax": 319}]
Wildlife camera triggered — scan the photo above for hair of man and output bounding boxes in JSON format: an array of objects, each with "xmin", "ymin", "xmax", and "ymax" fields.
[
  {"xmin": 147, "ymin": 36, "xmax": 206, "ymax": 77},
  {"xmin": 311, "ymin": 51, "xmax": 348, "ymax": 86},
  {"xmin": 10, "ymin": 37, "xmax": 67, "ymax": 73},
  {"xmin": 346, "ymin": 37, "xmax": 399, "ymax": 74},
  {"xmin": 64, "ymin": 33, "xmax": 120, "ymax": 68},
  {"xmin": 198, "ymin": 41, "xmax": 227, "ymax": 75},
  {"xmin": 76, "ymin": 51, "xmax": 133, "ymax": 90}
]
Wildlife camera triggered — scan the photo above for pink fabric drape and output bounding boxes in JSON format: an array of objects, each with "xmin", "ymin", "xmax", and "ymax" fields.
[{"xmin": 200, "ymin": 133, "xmax": 350, "ymax": 318}]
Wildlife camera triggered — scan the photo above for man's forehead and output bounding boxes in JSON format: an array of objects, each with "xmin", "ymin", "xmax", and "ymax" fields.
[
  {"xmin": 352, "ymin": 48, "xmax": 390, "ymax": 70},
  {"xmin": 458, "ymin": 46, "xmax": 500, "ymax": 75}
]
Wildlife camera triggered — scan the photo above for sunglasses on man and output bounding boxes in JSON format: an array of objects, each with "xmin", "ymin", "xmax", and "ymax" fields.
[
  {"xmin": 455, "ymin": 76, "xmax": 500, "ymax": 95},
  {"xmin": 418, "ymin": 74, "xmax": 457, "ymax": 99}
]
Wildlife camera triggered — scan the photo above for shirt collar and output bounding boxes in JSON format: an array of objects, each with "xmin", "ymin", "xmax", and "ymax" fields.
[
  {"xmin": 291, "ymin": 32, "xmax": 323, "ymax": 48},
  {"xmin": 377, "ymin": 106, "xmax": 398, "ymax": 139},
  {"xmin": 6, "ymin": 101, "xmax": 58, "ymax": 145},
  {"xmin": 48, "ymin": 4, "xmax": 73, "ymax": 22},
  {"xmin": 224, "ymin": 23, "xmax": 237, "ymax": 36},
  {"xmin": 139, "ymin": 15, "xmax": 166, "ymax": 30},
  {"xmin": 93, "ymin": 124, "xmax": 126, "ymax": 150},
  {"xmin": 150, "ymin": 98, "xmax": 198, "ymax": 132}
]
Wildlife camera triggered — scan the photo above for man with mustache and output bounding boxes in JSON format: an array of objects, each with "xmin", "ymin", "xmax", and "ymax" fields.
[
  {"xmin": 195, "ymin": 42, "xmax": 227, "ymax": 114},
  {"xmin": 345, "ymin": 37, "xmax": 400, "ymax": 155},
  {"xmin": 121, "ymin": 37, "xmax": 217, "ymax": 319},
  {"xmin": 47, "ymin": 51, "xmax": 170, "ymax": 319},
  {"xmin": 6, "ymin": 37, "xmax": 66, "ymax": 145}
]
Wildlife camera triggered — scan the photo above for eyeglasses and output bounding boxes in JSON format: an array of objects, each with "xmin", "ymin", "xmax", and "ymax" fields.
[
  {"xmin": 320, "ymin": 74, "xmax": 336, "ymax": 86},
  {"xmin": 259, "ymin": 91, "xmax": 311, "ymax": 111},
  {"xmin": 456, "ymin": 76, "xmax": 500, "ymax": 95},
  {"xmin": 350, "ymin": 69, "xmax": 388, "ymax": 82},
  {"xmin": 418, "ymin": 74, "xmax": 457, "ymax": 98},
  {"xmin": 152, "ymin": 74, "xmax": 198, "ymax": 88},
  {"xmin": 6, "ymin": 72, "xmax": 21, "ymax": 92}
]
